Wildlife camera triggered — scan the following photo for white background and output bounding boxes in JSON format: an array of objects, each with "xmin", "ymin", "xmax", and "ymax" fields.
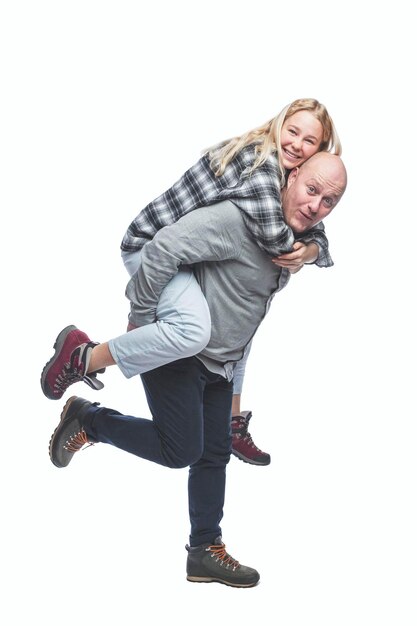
[{"xmin": 1, "ymin": 1, "xmax": 416, "ymax": 624}]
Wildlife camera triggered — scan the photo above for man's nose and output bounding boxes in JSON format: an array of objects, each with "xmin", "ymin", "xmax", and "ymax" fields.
[{"xmin": 308, "ymin": 196, "xmax": 321, "ymax": 213}]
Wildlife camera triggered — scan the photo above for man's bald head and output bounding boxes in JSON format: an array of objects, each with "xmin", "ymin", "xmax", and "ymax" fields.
[
  {"xmin": 282, "ymin": 152, "xmax": 347, "ymax": 233},
  {"xmin": 300, "ymin": 152, "xmax": 347, "ymax": 192}
]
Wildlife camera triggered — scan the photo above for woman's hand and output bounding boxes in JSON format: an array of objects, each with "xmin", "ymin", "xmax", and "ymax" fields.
[{"xmin": 272, "ymin": 242, "xmax": 319, "ymax": 274}]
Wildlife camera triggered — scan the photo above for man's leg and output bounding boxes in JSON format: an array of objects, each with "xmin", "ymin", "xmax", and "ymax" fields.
[
  {"xmin": 188, "ymin": 373, "xmax": 233, "ymax": 546},
  {"xmin": 50, "ymin": 358, "xmax": 207, "ymax": 469},
  {"xmin": 185, "ymin": 371, "xmax": 260, "ymax": 587},
  {"xmin": 48, "ymin": 357, "xmax": 260, "ymax": 586}
]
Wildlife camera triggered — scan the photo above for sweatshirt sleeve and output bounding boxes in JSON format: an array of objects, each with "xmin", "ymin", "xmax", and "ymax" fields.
[{"xmin": 125, "ymin": 203, "xmax": 243, "ymax": 327}]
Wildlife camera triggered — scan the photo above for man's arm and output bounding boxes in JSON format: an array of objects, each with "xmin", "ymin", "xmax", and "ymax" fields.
[{"xmin": 125, "ymin": 203, "xmax": 244, "ymax": 327}]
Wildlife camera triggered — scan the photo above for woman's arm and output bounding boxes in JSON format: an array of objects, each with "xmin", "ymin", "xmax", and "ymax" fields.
[
  {"xmin": 271, "ymin": 241, "xmax": 318, "ymax": 274},
  {"xmin": 296, "ymin": 222, "xmax": 333, "ymax": 267}
]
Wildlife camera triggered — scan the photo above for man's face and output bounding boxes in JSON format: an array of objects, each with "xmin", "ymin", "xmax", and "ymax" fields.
[{"xmin": 282, "ymin": 154, "xmax": 346, "ymax": 233}]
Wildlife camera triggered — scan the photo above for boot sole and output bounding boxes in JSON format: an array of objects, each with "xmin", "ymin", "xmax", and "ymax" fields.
[
  {"xmin": 41, "ymin": 325, "xmax": 78, "ymax": 400},
  {"xmin": 187, "ymin": 575, "xmax": 259, "ymax": 588},
  {"xmin": 48, "ymin": 396, "xmax": 78, "ymax": 467},
  {"xmin": 232, "ymin": 450, "xmax": 271, "ymax": 466}
]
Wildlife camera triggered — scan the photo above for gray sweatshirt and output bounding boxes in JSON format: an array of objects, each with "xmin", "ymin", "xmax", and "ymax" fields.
[{"xmin": 126, "ymin": 200, "xmax": 290, "ymax": 379}]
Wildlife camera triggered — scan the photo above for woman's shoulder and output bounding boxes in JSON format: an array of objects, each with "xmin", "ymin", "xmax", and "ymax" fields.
[
  {"xmin": 238, "ymin": 144, "xmax": 257, "ymax": 163},
  {"xmin": 239, "ymin": 144, "xmax": 278, "ymax": 169}
]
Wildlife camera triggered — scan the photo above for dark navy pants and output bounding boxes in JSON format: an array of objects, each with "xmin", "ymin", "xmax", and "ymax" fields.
[{"xmin": 83, "ymin": 357, "xmax": 233, "ymax": 546}]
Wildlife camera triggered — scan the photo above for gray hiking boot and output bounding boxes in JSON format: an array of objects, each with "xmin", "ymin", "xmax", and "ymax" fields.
[
  {"xmin": 49, "ymin": 396, "xmax": 98, "ymax": 468},
  {"xmin": 186, "ymin": 536, "xmax": 260, "ymax": 587}
]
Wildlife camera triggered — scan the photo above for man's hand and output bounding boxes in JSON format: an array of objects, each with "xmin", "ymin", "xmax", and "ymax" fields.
[
  {"xmin": 271, "ymin": 242, "xmax": 319, "ymax": 274},
  {"xmin": 127, "ymin": 322, "xmax": 138, "ymax": 332}
]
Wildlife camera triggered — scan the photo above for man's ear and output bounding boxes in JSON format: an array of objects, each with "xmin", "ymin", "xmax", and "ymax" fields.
[{"xmin": 286, "ymin": 167, "xmax": 299, "ymax": 189}]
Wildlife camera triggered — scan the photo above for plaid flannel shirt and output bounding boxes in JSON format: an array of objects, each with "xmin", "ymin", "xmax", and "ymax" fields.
[{"xmin": 121, "ymin": 145, "xmax": 333, "ymax": 267}]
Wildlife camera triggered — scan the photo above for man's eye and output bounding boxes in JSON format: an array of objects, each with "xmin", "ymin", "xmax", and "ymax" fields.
[
  {"xmin": 307, "ymin": 185, "xmax": 315, "ymax": 193},
  {"xmin": 324, "ymin": 198, "xmax": 334, "ymax": 207}
]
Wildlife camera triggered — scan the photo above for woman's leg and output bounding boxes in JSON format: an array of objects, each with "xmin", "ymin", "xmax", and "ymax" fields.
[
  {"xmin": 41, "ymin": 251, "xmax": 212, "ymax": 398},
  {"xmin": 230, "ymin": 343, "xmax": 252, "ymax": 415},
  {"xmin": 106, "ymin": 250, "xmax": 211, "ymax": 377},
  {"xmin": 230, "ymin": 341, "xmax": 271, "ymax": 466},
  {"xmin": 107, "ymin": 265, "xmax": 211, "ymax": 378}
]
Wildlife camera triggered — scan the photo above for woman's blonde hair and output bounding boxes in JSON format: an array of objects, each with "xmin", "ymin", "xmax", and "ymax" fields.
[{"xmin": 207, "ymin": 98, "xmax": 342, "ymax": 187}]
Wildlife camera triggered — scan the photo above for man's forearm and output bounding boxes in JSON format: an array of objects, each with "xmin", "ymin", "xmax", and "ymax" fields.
[
  {"xmin": 125, "ymin": 203, "xmax": 243, "ymax": 326},
  {"xmin": 126, "ymin": 233, "xmax": 184, "ymax": 326}
]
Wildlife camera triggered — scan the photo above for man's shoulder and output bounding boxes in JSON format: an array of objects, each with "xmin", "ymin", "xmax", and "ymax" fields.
[
  {"xmin": 197, "ymin": 201, "xmax": 245, "ymax": 230},
  {"xmin": 173, "ymin": 200, "xmax": 243, "ymax": 228}
]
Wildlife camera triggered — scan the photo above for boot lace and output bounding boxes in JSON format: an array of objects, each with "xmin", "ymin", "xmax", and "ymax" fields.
[
  {"xmin": 64, "ymin": 429, "xmax": 93, "ymax": 453},
  {"xmin": 232, "ymin": 418, "xmax": 261, "ymax": 452},
  {"xmin": 54, "ymin": 361, "xmax": 84, "ymax": 394},
  {"xmin": 206, "ymin": 543, "xmax": 240, "ymax": 571}
]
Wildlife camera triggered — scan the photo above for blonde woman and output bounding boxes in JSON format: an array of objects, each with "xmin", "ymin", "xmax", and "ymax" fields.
[{"xmin": 42, "ymin": 98, "xmax": 341, "ymax": 464}]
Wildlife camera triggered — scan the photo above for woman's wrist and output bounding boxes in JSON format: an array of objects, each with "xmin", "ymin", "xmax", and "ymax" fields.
[{"xmin": 305, "ymin": 242, "xmax": 319, "ymax": 264}]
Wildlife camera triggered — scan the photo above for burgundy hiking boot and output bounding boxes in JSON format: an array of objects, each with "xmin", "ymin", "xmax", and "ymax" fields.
[
  {"xmin": 231, "ymin": 410, "xmax": 271, "ymax": 466},
  {"xmin": 41, "ymin": 325, "xmax": 105, "ymax": 400}
]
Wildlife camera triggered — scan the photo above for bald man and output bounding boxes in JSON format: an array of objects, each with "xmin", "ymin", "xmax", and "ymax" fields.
[{"xmin": 47, "ymin": 153, "xmax": 347, "ymax": 588}]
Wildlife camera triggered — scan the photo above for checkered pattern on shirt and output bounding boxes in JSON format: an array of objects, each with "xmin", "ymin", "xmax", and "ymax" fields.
[{"xmin": 121, "ymin": 145, "xmax": 333, "ymax": 267}]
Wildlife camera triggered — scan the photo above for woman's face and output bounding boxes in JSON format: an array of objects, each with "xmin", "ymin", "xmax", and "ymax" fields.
[{"xmin": 280, "ymin": 110, "xmax": 324, "ymax": 170}]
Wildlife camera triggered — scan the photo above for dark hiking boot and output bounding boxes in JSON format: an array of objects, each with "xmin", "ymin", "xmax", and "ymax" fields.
[
  {"xmin": 49, "ymin": 396, "xmax": 98, "ymax": 468},
  {"xmin": 41, "ymin": 325, "xmax": 105, "ymax": 400},
  {"xmin": 186, "ymin": 537, "xmax": 260, "ymax": 587},
  {"xmin": 231, "ymin": 410, "xmax": 271, "ymax": 466}
]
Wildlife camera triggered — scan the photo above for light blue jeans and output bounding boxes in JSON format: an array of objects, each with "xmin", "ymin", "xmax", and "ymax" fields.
[{"xmin": 109, "ymin": 250, "xmax": 249, "ymax": 394}]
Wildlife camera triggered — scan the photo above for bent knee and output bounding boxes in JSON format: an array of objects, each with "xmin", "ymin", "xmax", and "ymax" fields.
[
  {"xmin": 182, "ymin": 321, "xmax": 211, "ymax": 355},
  {"xmin": 160, "ymin": 316, "xmax": 210, "ymax": 357},
  {"xmin": 163, "ymin": 446, "xmax": 203, "ymax": 469}
]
